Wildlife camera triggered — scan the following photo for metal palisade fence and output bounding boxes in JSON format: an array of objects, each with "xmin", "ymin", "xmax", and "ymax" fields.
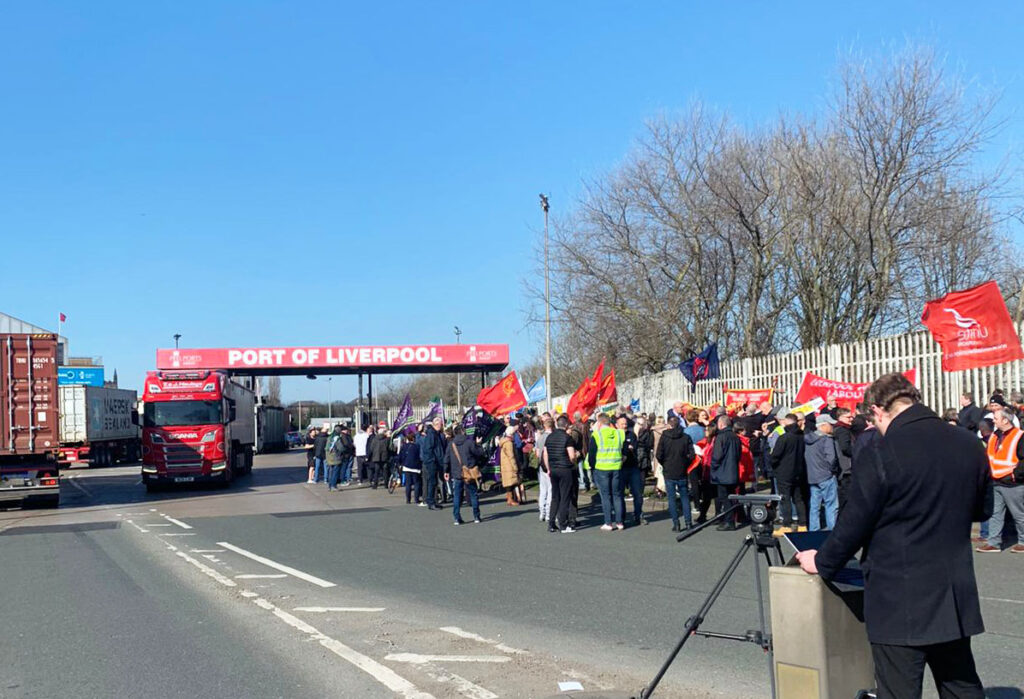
[{"xmin": 551, "ymin": 324, "xmax": 1024, "ymax": 416}]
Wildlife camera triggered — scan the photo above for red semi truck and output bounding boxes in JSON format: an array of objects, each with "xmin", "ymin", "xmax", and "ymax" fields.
[
  {"xmin": 0, "ymin": 334, "xmax": 61, "ymax": 508},
  {"xmin": 140, "ymin": 370, "xmax": 255, "ymax": 491}
]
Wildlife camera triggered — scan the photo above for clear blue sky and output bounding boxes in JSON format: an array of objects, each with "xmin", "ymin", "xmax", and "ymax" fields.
[{"xmin": 2, "ymin": 1, "xmax": 1021, "ymax": 403}]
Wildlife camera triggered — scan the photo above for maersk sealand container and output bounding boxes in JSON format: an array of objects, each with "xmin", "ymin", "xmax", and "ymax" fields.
[{"xmin": 58, "ymin": 385, "xmax": 140, "ymax": 466}]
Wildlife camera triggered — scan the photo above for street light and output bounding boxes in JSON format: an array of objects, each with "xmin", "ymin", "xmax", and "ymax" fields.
[
  {"xmin": 539, "ymin": 193, "xmax": 552, "ymax": 412},
  {"xmin": 454, "ymin": 326, "xmax": 462, "ymax": 412},
  {"xmin": 173, "ymin": 333, "xmax": 181, "ymax": 349},
  {"xmin": 327, "ymin": 377, "xmax": 333, "ymax": 420}
]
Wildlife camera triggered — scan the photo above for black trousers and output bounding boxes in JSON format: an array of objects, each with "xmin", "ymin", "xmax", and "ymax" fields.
[
  {"xmin": 715, "ymin": 483, "xmax": 740, "ymax": 524},
  {"xmin": 837, "ymin": 473, "xmax": 852, "ymax": 513},
  {"xmin": 569, "ymin": 466, "xmax": 580, "ymax": 525},
  {"xmin": 871, "ymin": 637, "xmax": 983, "ymax": 699},
  {"xmin": 423, "ymin": 465, "xmax": 438, "ymax": 506},
  {"xmin": 549, "ymin": 467, "xmax": 575, "ymax": 529},
  {"xmin": 367, "ymin": 462, "xmax": 384, "ymax": 488},
  {"xmin": 776, "ymin": 478, "xmax": 807, "ymax": 526},
  {"xmin": 688, "ymin": 470, "xmax": 715, "ymax": 523},
  {"xmin": 356, "ymin": 456, "xmax": 368, "ymax": 481}
]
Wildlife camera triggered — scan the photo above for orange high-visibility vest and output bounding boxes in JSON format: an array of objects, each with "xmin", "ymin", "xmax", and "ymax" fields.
[{"xmin": 987, "ymin": 427, "xmax": 1022, "ymax": 480}]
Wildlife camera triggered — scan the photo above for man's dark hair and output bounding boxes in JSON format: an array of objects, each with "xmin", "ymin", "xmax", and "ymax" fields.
[
  {"xmin": 835, "ymin": 407, "xmax": 851, "ymax": 419},
  {"xmin": 452, "ymin": 424, "xmax": 465, "ymax": 436},
  {"xmin": 864, "ymin": 373, "xmax": 921, "ymax": 412},
  {"xmin": 667, "ymin": 415, "xmax": 680, "ymax": 428},
  {"xmin": 962, "ymin": 392, "xmax": 974, "ymax": 402},
  {"xmin": 556, "ymin": 415, "xmax": 570, "ymax": 429},
  {"xmin": 785, "ymin": 413, "xmax": 799, "ymax": 423}
]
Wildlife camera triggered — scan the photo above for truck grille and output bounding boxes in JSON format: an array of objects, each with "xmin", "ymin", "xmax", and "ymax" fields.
[{"xmin": 163, "ymin": 443, "xmax": 202, "ymax": 469}]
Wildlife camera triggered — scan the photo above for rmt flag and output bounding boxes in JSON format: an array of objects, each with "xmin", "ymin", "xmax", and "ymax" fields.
[
  {"xmin": 679, "ymin": 344, "xmax": 720, "ymax": 391},
  {"xmin": 921, "ymin": 280, "xmax": 1024, "ymax": 372}
]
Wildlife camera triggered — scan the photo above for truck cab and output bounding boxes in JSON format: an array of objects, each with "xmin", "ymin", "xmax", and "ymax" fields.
[{"xmin": 140, "ymin": 370, "xmax": 255, "ymax": 491}]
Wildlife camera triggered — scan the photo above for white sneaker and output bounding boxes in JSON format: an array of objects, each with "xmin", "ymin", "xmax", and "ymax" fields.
[
  {"xmin": 306, "ymin": 479, "xmax": 315, "ymax": 484},
  {"xmin": 600, "ymin": 524, "xmax": 614, "ymax": 531},
  {"xmin": 474, "ymin": 519, "xmax": 482, "ymax": 524},
  {"xmin": 418, "ymin": 502, "xmax": 427, "ymax": 507},
  {"xmin": 561, "ymin": 527, "xmax": 576, "ymax": 534}
]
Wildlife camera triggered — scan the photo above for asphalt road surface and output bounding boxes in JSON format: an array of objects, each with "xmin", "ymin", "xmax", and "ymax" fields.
[{"xmin": 2, "ymin": 452, "xmax": 1022, "ymax": 699}]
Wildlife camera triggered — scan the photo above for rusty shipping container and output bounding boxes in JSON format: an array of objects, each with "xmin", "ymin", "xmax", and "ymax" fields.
[{"xmin": 0, "ymin": 333, "xmax": 61, "ymax": 506}]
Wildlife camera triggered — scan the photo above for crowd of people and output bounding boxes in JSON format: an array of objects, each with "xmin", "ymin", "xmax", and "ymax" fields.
[{"xmin": 294, "ymin": 388, "xmax": 1024, "ymax": 545}]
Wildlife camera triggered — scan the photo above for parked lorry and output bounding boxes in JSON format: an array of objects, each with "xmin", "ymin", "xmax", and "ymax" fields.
[
  {"xmin": 140, "ymin": 370, "xmax": 255, "ymax": 491},
  {"xmin": 255, "ymin": 404, "xmax": 286, "ymax": 454},
  {"xmin": 0, "ymin": 334, "xmax": 61, "ymax": 507},
  {"xmin": 58, "ymin": 385, "xmax": 140, "ymax": 467}
]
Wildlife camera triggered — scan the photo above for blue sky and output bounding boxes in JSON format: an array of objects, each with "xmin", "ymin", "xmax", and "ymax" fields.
[{"xmin": 2, "ymin": 1, "xmax": 1021, "ymax": 403}]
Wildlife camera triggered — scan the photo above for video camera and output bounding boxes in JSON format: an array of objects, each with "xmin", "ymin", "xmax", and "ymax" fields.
[{"xmin": 727, "ymin": 493, "xmax": 781, "ymax": 537}]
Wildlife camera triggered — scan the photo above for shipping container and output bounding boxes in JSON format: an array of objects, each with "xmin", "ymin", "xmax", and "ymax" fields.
[
  {"xmin": 59, "ymin": 386, "xmax": 137, "ymax": 443},
  {"xmin": 0, "ymin": 333, "xmax": 60, "ymax": 506}
]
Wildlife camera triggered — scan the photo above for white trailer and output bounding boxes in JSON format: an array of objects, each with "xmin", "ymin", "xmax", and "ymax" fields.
[
  {"xmin": 255, "ymin": 404, "xmax": 286, "ymax": 453},
  {"xmin": 58, "ymin": 385, "xmax": 140, "ymax": 466}
]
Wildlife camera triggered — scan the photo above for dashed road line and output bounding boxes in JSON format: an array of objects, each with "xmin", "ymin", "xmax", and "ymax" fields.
[
  {"xmin": 407, "ymin": 663, "xmax": 497, "ymax": 699},
  {"xmin": 386, "ymin": 654, "xmax": 510, "ymax": 664},
  {"xmin": 236, "ymin": 574, "xmax": 288, "ymax": 579},
  {"xmin": 190, "ymin": 549, "xmax": 225, "ymax": 553},
  {"xmin": 981, "ymin": 596, "xmax": 1024, "ymax": 605},
  {"xmin": 159, "ymin": 533, "xmax": 196, "ymax": 537},
  {"xmin": 161, "ymin": 515, "xmax": 193, "ymax": 530},
  {"xmin": 148, "ymin": 523, "xmax": 172, "ymax": 527},
  {"xmin": 175, "ymin": 551, "xmax": 237, "ymax": 587},
  {"xmin": 216, "ymin": 541, "xmax": 335, "ymax": 588},
  {"xmin": 252, "ymin": 597, "xmax": 433, "ymax": 699},
  {"xmin": 125, "ymin": 520, "xmax": 149, "ymax": 533},
  {"xmin": 439, "ymin": 626, "xmax": 528, "ymax": 655},
  {"xmin": 293, "ymin": 606, "xmax": 386, "ymax": 613}
]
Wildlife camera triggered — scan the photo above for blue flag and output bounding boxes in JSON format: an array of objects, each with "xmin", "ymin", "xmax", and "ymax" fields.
[
  {"xmin": 525, "ymin": 376, "xmax": 547, "ymax": 404},
  {"xmin": 679, "ymin": 343, "xmax": 720, "ymax": 391},
  {"xmin": 629, "ymin": 398, "xmax": 640, "ymax": 413},
  {"xmin": 391, "ymin": 393, "xmax": 416, "ymax": 433}
]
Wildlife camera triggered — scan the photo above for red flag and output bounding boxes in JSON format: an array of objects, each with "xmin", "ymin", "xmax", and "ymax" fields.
[
  {"xmin": 566, "ymin": 360, "xmax": 604, "ymax": 421},
  {"xmin": 476, "ymin": 371, "xmax": 528, "ymax": 416},
  {"xmin": 597, "ymin": 369, "xmax": 617, "ymax": 405},
  {"xmin": 59, "ymin": 313, "xmax": 67, "ymax": 323},
  {"xmin": 921, "ymin": 281, "xmax": 1024, "ymax": 372},
  {"xmin": 795, "ymin": 369, "xmax": 918, "ymax": 410}
]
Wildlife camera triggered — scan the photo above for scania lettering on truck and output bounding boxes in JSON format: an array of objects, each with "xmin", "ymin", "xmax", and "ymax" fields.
[
  {"xmin": 141, "ymin": 370, "xmax": 255, "ymax": 491},
  {"xmin": 1, "ymin": 334, "xmax": 61, "ymax": 508}
]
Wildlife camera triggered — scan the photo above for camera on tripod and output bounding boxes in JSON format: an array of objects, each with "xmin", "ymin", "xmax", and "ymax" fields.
[{"xmin": 727, "ymin": 493, "xmax": 781, "ymax": 537}]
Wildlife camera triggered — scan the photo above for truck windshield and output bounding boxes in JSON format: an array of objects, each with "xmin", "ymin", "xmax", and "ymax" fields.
[{"xmin": 144, "ymin": 400, "xmax": 222, "ymax": 427}]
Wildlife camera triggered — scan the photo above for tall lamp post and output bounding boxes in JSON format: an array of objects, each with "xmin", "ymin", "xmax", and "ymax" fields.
[
  {"xmin": 539, "ymin": 194, "xmax": 552, "ymax": 412},
  {"xmin": 173, "ymin": 333, "xmax": 181, "ymax": 349},
  {"xmin": 454, "ymin": 326, "xmax": 462, "ymax": 412},
  {"xmin": 327, "ymin": 377, "xmax": 333, "ymax": 420}
]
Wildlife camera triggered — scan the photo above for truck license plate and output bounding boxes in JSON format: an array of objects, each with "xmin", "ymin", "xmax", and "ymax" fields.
[{"xmin": 174, "ymin": 477, "xmax": 194, "ymax": 483}]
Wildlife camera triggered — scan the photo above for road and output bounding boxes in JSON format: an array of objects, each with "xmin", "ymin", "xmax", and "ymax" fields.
[{"xmin": 2, "ymin": 452, "xmax": 1022, "ymax": 699}]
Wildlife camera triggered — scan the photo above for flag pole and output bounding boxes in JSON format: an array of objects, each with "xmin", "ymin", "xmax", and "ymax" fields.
[{"xmin": 540, "ymin": 194, "xmax": 552, "ymax": 413}]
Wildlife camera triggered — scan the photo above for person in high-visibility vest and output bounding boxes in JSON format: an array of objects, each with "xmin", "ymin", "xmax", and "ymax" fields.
[
  {"xmin": 588, "ymin": 413, "xmax": 625, "ymax": 530},
  {"xmin": 976, "ymin": 407, "xmax": 1024, "ymax": 553}
]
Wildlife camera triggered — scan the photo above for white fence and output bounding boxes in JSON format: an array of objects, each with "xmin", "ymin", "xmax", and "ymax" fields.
[{"xmin": 551, "ymin": 324, "xmax": 1024, "ymax": 416}]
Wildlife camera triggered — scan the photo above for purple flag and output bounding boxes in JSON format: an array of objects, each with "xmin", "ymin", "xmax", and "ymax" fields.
[
  {"xmin": 424, "ymin": 396, "xmax": 445, "ymax": 423},
  {"xmin": 391, "ymin": 393, "xmax": 416, "ymax": 434}
]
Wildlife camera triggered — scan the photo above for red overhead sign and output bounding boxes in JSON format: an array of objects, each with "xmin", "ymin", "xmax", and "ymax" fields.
[{"xmin": 156, "ymin": 344, "xmax": 510, "ymax": 375}]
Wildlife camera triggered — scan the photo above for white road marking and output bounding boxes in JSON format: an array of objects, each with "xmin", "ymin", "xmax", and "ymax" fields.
[
  {"xmin": 65, "ymin": 476, "xmax": 93, "ymax": 498},
  {"xmin": 175, "ymin": 551, "xmax": 236, "ymax": 587},
  {"xmin": 386, "ymin": 654, "xmax": 510, "ymax": 664},
  {"xmin": 411, "ymin": 663, "xmax": 497, "ymax": 699},
  {"xmin": 125, "ymin": 520, "xmax": 149, "ymax": 533},
  {"xmin": 293, "ymin": 606, "xmax": 386, "ymax": 613},
  {"xmin": 159, "ymin": 533, "xmax": 196, "ymax": 537},
  {"xmin": 216, "ymin": 541, "xmax": 335, "ymax": 588},
  {"xmin": 251, "ymin": 597, "xmax": 433, "ymax": 699},
  {"xmin": 235, "ymin": 574, "xmax": 288, "ymax": 579},
  {"xmin": 981, "ymin": 596, "xmax": 1024, "ymax": 605},
  {"xmin": 439, "ymin": 626, "xmax": 528, "ymax": 655},
  {"xmin": 148, "ymin": 523, "xmax": 172, "ymax": 527},
  {"xmin": 190, "ymin": 549, "xmax": 225, "ymax": 553},
  {"xmin": 202, "ymin": 555, "xmax": 221, "ymax": 562},
  {"xmin": 161, "ymin": 515, "xmax": 193, "ymax": 530},
  {"xmin": 149, "ymin": 508, "xmax": 157, "ymax": 511},
  {"xmin": 240, "ymin": 591, "xmax": 258, "ymax": 598}
]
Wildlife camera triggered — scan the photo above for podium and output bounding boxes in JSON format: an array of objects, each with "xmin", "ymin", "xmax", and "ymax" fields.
[{"xmin": 769, "ymin": 535, "xmax": 874, "ymax": 699}]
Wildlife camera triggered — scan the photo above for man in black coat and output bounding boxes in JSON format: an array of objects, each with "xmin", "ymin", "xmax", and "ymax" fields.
[
  {"xmin": 957, "ymin": 392, "xmax": 984, "ymax": 433},
  {"xmin": 711, "ymin": 415, "xmax": 742, "ymax": 530},
  {"xmin": 797, "ymin": 373, "xmax": 991, "ymax": 699},
  {"xmin": 770, "ymin": 413, "xmax": 807, "ymax": 529},
  {"xmin": 656, "ymin": 415, "xmax": 695, "ymax": 532}
]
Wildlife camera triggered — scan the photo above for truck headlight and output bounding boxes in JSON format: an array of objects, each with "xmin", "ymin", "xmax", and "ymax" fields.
[{"xmin": 210, "ymin": 461, "xmax": 227, "ymax": 471}]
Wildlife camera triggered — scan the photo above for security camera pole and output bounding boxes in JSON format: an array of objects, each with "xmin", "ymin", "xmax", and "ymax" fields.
[{"xmin": 540, "ymin": 193, "xmax": 551, "ymax": 412}]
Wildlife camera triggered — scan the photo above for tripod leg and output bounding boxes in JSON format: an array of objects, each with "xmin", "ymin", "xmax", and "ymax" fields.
[
  {"xmin": 753, "ymin": 544, "xmax": 777, "ymax": 699},
  {"xmin": 640, "ymin": 537, "xmax": 754, "ymax": 698}
]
